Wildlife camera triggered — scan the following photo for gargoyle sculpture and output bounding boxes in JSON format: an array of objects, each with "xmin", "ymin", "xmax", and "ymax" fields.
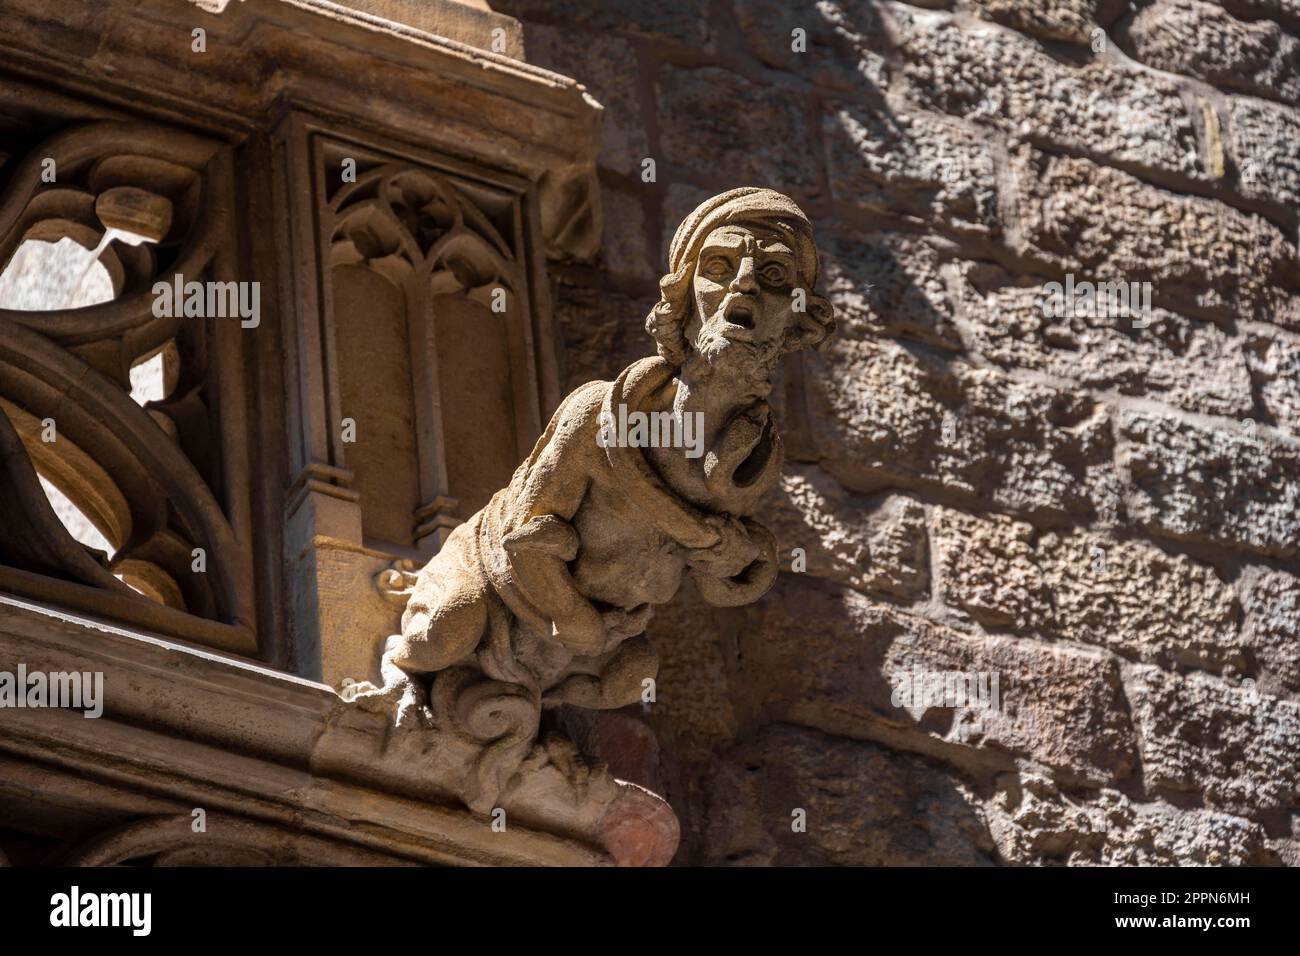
[{"xmin": 349, "ymin": 187, "xmax": 835, "ymax": 817}]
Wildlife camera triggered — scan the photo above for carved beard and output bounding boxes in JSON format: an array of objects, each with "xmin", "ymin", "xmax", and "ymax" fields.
[{"xmin": 690, "ymin": 310, "xmax": 782, "ymax": 385}]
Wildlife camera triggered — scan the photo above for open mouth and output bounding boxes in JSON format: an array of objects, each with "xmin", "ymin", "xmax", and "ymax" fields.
[
  {"xmin": 706, "ymin": 402, "xmax": 776, "ymax": 495},
  {"xmin": 725, "ymin": 299, "xmax": 756, "ymax": 330},
  {"xmin": 732, "ymin": 413, "xmax": 774, "ymax": 487}
]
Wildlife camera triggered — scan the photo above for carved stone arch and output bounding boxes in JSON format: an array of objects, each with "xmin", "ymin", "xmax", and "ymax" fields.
[
  {"xmin": 0, "ymin": 408, "xmax": 138, "ymax": 599},
  {"xmin": 0, "ymin": 321, "xmax": 252, "ymax": 632},
  {"xmin": 330, "ymin": 162, "xmax": 517, "ymax": 283}
]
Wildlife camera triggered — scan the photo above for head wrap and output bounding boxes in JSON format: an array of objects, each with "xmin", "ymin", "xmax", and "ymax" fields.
[{"xmin": 666, "ymin": 187, "xmax": 820, "ymax": 289}]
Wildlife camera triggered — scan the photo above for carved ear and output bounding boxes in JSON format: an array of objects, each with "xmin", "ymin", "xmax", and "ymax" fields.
[
  {"xmin": 784, "ymin": 292, "xmax": 834, "ymax": 353},
  {"xmin": 645, "ymin": 295, "xmax": 691, "ymax": 367}
]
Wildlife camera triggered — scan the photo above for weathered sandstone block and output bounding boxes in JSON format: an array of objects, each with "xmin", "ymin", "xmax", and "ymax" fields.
[
  {"xmin": 969, "ymin": 0, "xmax": 1126, "ymax": 43},
  {"xmin": 884, "ymin": 2, "xmax": 1202, "ymax": 180},
  {"xmin": 1128, "ymin": 666, "xmax": 1300, "ymax": 818},
  {"xmin": 933, "ymin": 508, "xmax": 1245, "ymax": 673},
  {"xmin": 495, "ymin": 0, "xmax": 712, "ymax": 46},
  {"xmin": 594, "ymin": 184, "xmax": 657, "ymax": 282},
  {"xmin": 1244, "ymin": 327, "xmax": 1300, "ymax": 435},
  {"xmin": 522, "ymin": 25, "xmax": 647, "ymax": 174},
  {"xmin": 1241, "ymin": 569, "xmax": 1300, "ymax": 698},
  {"xmin": 823, "ymin": 101, "xmax": 999, "ymax": 234},
  {"xmin": 726, "ymin": 577, "xmax": 1139, "ymax": 785},
  {"xmin": 806, "ymin": 335, "xmax": 1120, "ymax": 521},
  {"xmin": 555, "ymin": 284, "xmax": 655, "ymax": 392},
  {"xmin": 818, "ymin": 230, "xmax": 963, "ymax": 351},
  {"xmin": 987, "ymin": 770, "xmax": 1275, "ymax": 865},
  {"xmin": 656, "ymin": 66, "xmax": 821, "ymax": 191},
  {"xmin": 1007, "ymin": 147, "xmax": 1297, "ymax": 324},
  {"xmin": 1122, "ymin": 0, "xmax": 1300, "ymax": 106},
  {"xmin": 1207, "ymin": 0, "xmax": 1300, "ymax": 28},
  {"xmin": 955, "ymin": 262, "xmax": 1254, "ymax": 418},
  {"xmin": 734, "ymin": 0, "xmax": 891, "ymax": 91},
  {"xmin": 1229, "ymin": 97, "xmax": 1300, "ymax": 209},
  {"xmin": 703, "ymin": 724, "xmax": 995, "ymax": 865},
  {"xmin": 1119, "ymin": 410, "xmax": 1300, "ymax": 559},
  {"xmin": 882, "ymin": 616, "xmax": 1138, "ymax": 785},
  {"xmin": 765, "ymin": 465, "xmax": 929, "ymax": 600}
]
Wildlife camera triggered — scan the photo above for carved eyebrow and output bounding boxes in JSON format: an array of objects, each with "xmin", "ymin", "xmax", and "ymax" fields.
[
  {"xmin": 700, "ymin": 241, "xmax": 794, "ymax": 262},
  {"xmin": 700, "ymin": 234, "xmax": 747, "ymax": 254},
  {"xmin": 755, "ymin": 241, "xmax": 794, "ymax": 257}
]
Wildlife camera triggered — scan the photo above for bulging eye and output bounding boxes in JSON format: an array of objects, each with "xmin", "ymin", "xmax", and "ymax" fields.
[
  {"xmin": 759, "ymin": 262, "xmax": 788, "ymax": 285},
  {"xmin": 702, "ymin": 257, "xmax": 730, "ymax": 279}
]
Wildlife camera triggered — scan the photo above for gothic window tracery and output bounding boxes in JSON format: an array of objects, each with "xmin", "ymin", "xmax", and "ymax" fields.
[{"xmin": 0, "ymin": 121, "xmax": 256, "ymax": 653}]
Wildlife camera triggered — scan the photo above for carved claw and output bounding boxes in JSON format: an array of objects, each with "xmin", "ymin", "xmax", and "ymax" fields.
[
  {"xmin": 339, "ymin": 678, "xmax": 380, "ymax": 703},
  {"xmin": 374, "ymin": 558, "xmax": 421, "ymax": 606},
  {"xmin": 342, "ymin": 674, "xmax": 427, "ymax": 728}
]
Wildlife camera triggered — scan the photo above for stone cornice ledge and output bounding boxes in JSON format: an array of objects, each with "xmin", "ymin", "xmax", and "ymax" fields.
[
  {"xmin": 0, "ymin": 0, "xmax": 604, "ymax": 261},
  {"xmin": 0, "ymin": 594, "xmax": 676, "ymax": 865}
]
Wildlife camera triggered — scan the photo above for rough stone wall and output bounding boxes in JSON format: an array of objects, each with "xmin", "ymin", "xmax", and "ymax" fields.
[{"xmin": 495, "ymin": 0, "xmax": 1300, "ymax": 865}]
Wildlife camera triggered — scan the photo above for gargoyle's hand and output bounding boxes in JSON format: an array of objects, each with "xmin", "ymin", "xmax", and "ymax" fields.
[
  {"xmin": 687, "ymin": 514, "xmax": 761, "ymax": 580},
  {"xmin": 503, "ymin": 515, "xmax": 606, "ymax": 656},
  {"xmin": 542, "ymin": 636, "xmax": 656, "ymax": 710},
  {"xmin": 502, "ymin": 514, "xmax": 580, "ymax": 561},
  {"xmin": 600, "ymin": 602, "xmax": 654, "ymax": 640},
  {"xmin": 689, "ymin": 517, "xmax": 779, "ymax": 607}
]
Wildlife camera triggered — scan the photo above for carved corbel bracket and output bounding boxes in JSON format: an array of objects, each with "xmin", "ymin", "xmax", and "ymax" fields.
[{"xmin": 316, "ymin": 688, "xmax": 680, "ymax": 866}]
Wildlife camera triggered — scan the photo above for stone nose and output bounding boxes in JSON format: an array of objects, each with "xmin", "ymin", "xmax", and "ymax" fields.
[{"xmin": 729, "ymin": 255, "xmax": 757, "ymax": 293}]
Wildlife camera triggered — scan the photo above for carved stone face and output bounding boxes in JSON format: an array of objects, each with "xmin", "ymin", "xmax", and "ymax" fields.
[{"xmin": 685, "ymin": 223, "xmax": 798, "ymax": 380}]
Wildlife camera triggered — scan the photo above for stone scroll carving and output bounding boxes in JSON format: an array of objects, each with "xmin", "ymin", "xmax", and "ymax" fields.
[{"xmin": 345, "ymin": 188, "xmax": 835, "ymax": 853}]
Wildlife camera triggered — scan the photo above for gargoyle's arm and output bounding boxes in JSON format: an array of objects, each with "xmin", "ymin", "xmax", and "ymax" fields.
[{"xmin": 500, "ymin": 382, "xmax": 607, "ymax": 655}]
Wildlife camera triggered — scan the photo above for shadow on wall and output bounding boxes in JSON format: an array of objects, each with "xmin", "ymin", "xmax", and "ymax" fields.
[{"xmin": 642, "ymin": 575, "xmax": 1001, "ymax": 866}]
